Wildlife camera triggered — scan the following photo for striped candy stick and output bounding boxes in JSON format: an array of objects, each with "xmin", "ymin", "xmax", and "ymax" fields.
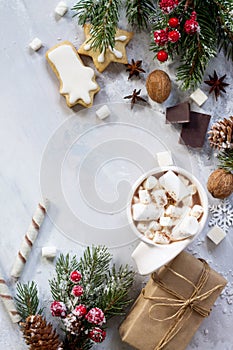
[
  {"xmin": 0, "ymin": 270, "xmax": 21, "ymax": 323},
  {"xmin": 11, "ymin": 199, "xmax": 49, "ymax": 279}
]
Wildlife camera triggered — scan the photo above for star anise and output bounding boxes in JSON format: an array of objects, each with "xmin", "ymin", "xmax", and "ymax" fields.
[
  {"xmin": 125, "ymin": 59, "xmax": 146, "ymax": 79},
  {"xmin": 204, "ymin": 70, "xmax": 230, "ymax": 100},
  {"xmin": 124, "ymin": 89, "xmax": 147, "ymax": 109}
]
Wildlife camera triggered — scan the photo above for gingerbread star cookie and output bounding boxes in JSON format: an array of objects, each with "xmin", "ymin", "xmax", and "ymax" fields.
[
  {"xmin": 46, "ymin": 41, "xmax": 100, "ymax": 108},
  {"xmin": 78, "ymin": 24, "xmax": 133, "ymax": 73}
]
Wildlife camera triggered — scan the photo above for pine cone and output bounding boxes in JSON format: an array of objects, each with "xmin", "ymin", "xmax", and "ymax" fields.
[
  {"xmin": 20, "ymin": 314, "xmax": 63, "ymax": 350},
  {"xmin": 208, "ymin": 116, "xmax": 233, "ymax": 149}
]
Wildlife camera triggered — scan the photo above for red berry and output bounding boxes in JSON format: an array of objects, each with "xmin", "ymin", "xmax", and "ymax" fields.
[
  {"xmin": 85, "ymin": 307, "xmax": 105, "ymax": 325},
  {"xmin": 71, "ymin": 285, "xmax": 84, "ymax": 297},
  {"xmin": 50, "ymin": 301, "xmax": 67, "ymax": 318},
  {"xmin": 157, "ymin": 50, "xmax": 168, "ymax": 62},
  {"xmin": 153, "ymin": 29, "xmax": 168, "ymax": 46},
  {"xmin": 88, "ymin": 327, "xmax": 106, "ymax": 343},
  {"xmin": 168, "ymin": 30, "xmax": 180, "ymax": 43},
  {"xmin": 168, "ymin": 17, "xmax": 179, "ymax": 28},
  {"xmin": 69, "ymin": 270, "xmax": 82, "ymax": 283},
  {"xmin": 73, "ymin": 304, "xmax": 87, "ymax": 318}
]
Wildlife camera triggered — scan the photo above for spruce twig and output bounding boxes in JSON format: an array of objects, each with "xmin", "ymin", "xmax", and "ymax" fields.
[
  {"xmin": 125, "ymin": 0, "xmax": 157, "ymax": 29},
  {"xmin": 99, "ymin": 265, "xmax": 134, "ymax": 317},
  {"xmin": 218, "ymin": 149, "xmax": 233, "ymax": 173},
  {"xmin": 15, "ymin": 282, "xmax": 42, "ymax": 321},
  {"xmin": 49, "ymin": 253, "xmax": 79, "ymax": 306},
  {"xmin": 72, "ymin": 0, "xmax": 121, "ymax": 52}
]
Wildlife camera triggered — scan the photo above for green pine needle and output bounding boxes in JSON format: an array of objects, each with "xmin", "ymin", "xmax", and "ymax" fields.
[
  {"xmin": 15, "ymin": 281, "xmax": 42, "ymax": 321},
  {"xmin": 125, "ymin": 0, "xmax": 157, "ymax": 29},
  {"xmin": 218, "ymin": 149, "xmax": 233, "ymax": 173}
]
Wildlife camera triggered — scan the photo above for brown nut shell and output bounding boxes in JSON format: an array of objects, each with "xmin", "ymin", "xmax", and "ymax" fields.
[
  {"xmin": 146, "ymin": 69, "xmax": 171, "ymax": 103},
  {"xmin": 207, "ymin": 168, "xmax": 233, "ymax": 199}
]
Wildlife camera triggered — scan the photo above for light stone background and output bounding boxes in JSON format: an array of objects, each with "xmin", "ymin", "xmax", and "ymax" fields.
[{"xmin": 0, "ymin": 1, "xmax": 233, "ymax": 349}]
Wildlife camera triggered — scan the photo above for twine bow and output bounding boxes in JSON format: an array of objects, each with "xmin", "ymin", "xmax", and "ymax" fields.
[{"xmin": 142, "ymin": 259, "xmax": 225, "ymax": 350}]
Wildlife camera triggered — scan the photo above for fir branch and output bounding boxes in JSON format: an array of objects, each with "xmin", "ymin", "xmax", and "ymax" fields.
[
  {"xmin": 99, "ymin": 265, "xmax": 134, "ymax": 317},
  {"xmin": 77, "ymin": 246, "xmax": 112, "ymax": 306},
  {"xmin": 214, "ymin": 0, "xmax": 233, "ymax": 60},
  {"xmin": 177, "ymin": 1, "xmax": 218, "ymax": 89},
  {"xmin": 72, "ymin": 0, "xmax": 96, "ymax": 25},
  {"xmin": 125, "ymin": 0, "xmax": 157, "ymax": 29},
  {"xmin": 49, "ymin": 254, "xmax": 79, "ymax": 306},
  {"xmin": 15, "ymin": 282, "xmax": 42, "ymax": 321},
  {"xmin": 90, "ymin": 0, "xmax": 121, "ymax": 51},
  {"xmin": 218, "ymin": 149, "xmax": 233, "ymax": 172},
  {"xmin": 72, "ymin": 0, "xmax": 121, "ymax": 52}
]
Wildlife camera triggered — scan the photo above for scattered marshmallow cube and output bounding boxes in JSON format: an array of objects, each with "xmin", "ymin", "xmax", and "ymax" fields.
[
  {"xmin": 138, "ymin": 189, "xmax": 151, "ymax": 204},
  {"xmin": 207, "ymin": 226, "xmax": 226, "ymax": 245},
  {"xmin": 156, "ymin": 151, "xmax": 173, "ymax": 167},
  {"xmin": 42, "ymin": 246, "xmax": 57, "ymax": 259},
  {"xmin": 96, "ymin": 105, "xmax": 110, "ymax": 120},
  {"xmin": 143, "ymin": 176, "xmax": 158, "ymax": 190},
  {"xmin": 29, "ymin": 37, "xmax": 42, "ymax": 51},
  {"xmin": 55, "ymin": 1, "xmax": 68, "ymax": 16},
  {"xmin": 190, "ymin": 88, "xmax": 208, "ymax": 107}
]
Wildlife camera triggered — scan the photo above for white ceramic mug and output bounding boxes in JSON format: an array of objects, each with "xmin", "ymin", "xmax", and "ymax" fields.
[{"xmin": 127, "ymin": 166, "xmax": 208, "ymax": 275}]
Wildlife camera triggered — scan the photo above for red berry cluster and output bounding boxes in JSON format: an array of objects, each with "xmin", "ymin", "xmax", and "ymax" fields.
[
  {"xmin": 184, "ymin": 12, "xmax": 199, "ymax": 34},
  {"xmin": 153, "ymin": 17, "xmax": 180, "ymax": 62},
  {"xmin": 154, "ymin": 11, "xmax": 199, "ymax": 62},
  {"xmin": 50, "ymin": 270, "xmax": 107, "ymax": 344},
  {"xmin": 159, "ymin": 0, "xmax": 179, "ymax": 14}
]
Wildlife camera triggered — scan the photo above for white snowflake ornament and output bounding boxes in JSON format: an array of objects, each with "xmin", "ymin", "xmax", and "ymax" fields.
[{"xmin": 209, "ymin": 199, "xmax": 233, "ymax": 233}]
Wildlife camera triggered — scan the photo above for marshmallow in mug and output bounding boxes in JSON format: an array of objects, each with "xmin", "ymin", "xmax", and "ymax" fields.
[
  {"xmin": 171, "ymin": 216, "xmax": 199, "ymax": 240},
  {"xmin": 132, "ymin": 203, "xmax": 164, "ymax": 221},
  {"xmin": 143, "ymin": 176, "xmax": 158, "ymax": 190},
  {"xmin": 131, "ymin": 170, "xmax": 204, "ymax": 244},
  {"xmin": 158, "ymin": 170, "xmax": 190, "ymax": 202}
]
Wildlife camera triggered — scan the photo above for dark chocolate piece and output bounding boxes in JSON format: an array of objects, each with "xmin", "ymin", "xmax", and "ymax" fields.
[
  {"xmin": 166, "ymin": 102, "xmax": 190, "ymax": 124},
  {"xmin": 179, "ymin": 111, "xmax": 211, "ymax": 148}
]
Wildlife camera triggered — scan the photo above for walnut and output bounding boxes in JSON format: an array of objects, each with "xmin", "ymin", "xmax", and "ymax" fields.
[
  {"xmin": 207, "ymin": 168, "xmax": 233, "ymax": 199},
  {"xmin": 146, "ymin": 70, "xmax": 171, "ymax": 103}
]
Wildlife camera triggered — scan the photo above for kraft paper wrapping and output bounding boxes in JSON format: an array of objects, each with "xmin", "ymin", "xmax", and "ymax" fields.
[{"xmin": 119, "ymin": 251, "xmax": 227, "ymax": 350}]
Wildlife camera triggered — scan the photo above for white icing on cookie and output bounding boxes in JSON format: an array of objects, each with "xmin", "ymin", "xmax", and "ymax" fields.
[
  {"xmin": 97, "ymin": 49, "xmax": 105, "ymax": 63},
  {"xmin": 115, "ymin": 35, "xmax": 127, "ymax": 41},
  {"xmin": 48, "ymin": 44, "xmax": 97, "ymax": 105},
  {"xmin": 84, "ymin": 43, "xmax": 92, "ymax": 51},
  {"xmin": 109, "ymin": 46, "xmax": 123, "ymax": 59},
  {"xmin": 83, "ymin": 34, "xmax": 127, "ymax": 62}
]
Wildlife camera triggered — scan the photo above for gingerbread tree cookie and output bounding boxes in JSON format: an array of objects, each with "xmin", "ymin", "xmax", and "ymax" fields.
[{"xmin": 78, "ymin": 24, "xmax": 133, "ymax": 73}]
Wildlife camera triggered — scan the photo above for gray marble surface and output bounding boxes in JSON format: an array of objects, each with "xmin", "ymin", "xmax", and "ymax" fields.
[{"xmin": 0, "ymin": 1, "xmax": 233, "ymax": 349}]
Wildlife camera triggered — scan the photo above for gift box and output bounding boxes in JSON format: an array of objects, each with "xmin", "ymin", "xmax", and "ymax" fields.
[{"xmin": 119, "ymin": 251, "xmax": 227, "ymax": 350}]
